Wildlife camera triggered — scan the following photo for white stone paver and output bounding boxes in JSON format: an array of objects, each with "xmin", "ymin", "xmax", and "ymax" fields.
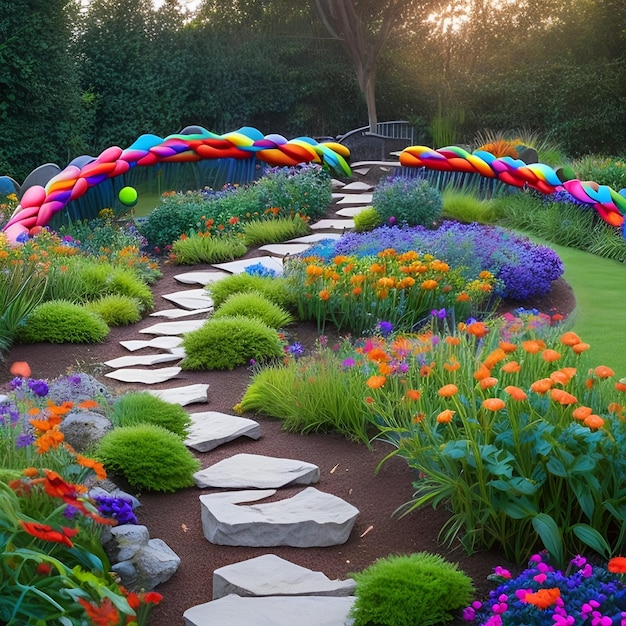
[
  {"xmin": 119, "ymin": 336, "xmax": 184, "ymax": 352},
  {"xmin": 310, "ymin": 219, "xmax": 354, "ymax": 231},
  {"xmin": 139, "ymin": 319, "xmax": 205, "ymax": 336},
  {"xmin": 147, "ymin": 384, "xmax": 209, "ymax": 406},
  {"xmin": 257, "ymin": 243, "xmax": 312, "ymax": 256},
  {"xmin": 335, "ymin": 206, "xmax": 369, "ymax": 217},
  {"xmin": 212, "ymin": 256, "xmax": 284, "ymax": 275},
  {"xmin": 103, "ymin": 353, "xmax": 183, "ymax": 369},
  {"xmin": 336, "ymin": 193, "xmax": 372, "ymax": 205},
  {"xmin": 286, "ymin": 233, "xmax": 342, "ymax": 243},
  {"xmin": 162, "ymin": 289, "xmax": 213, "ymax": 311},
  {"xmin": 104, "ymin": 366, "xmax": 182, "ymax": 384},
  {"xmin": 185, "ymin": 412, "xmax": 261, "ymax": 452},
  {"xmin": 341, "ymin": 181, "xmax": 373, "ymax": 191},
  {"xmin": 174, "ymin": 270, "xmax": 230, "ymax": 286},
  {"xmin": 150, "ymin": 307, "xmax": 212, "ymax": 319}
]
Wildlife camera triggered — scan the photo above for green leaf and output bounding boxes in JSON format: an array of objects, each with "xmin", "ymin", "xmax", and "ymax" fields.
[
  {"xmin": 532, "ymin": 513, "xmax": 564, "ymax": 567},
  {"xmin": 545, "ymin": 457, "xmax": 568, "ymax": 477},
  {"xmin": 499, "ymin": 497, "xmax": 538, "ymax": 520},
  {"xmin": 572, "ymin": 524, "xmax": 611, "ymax": 559}
]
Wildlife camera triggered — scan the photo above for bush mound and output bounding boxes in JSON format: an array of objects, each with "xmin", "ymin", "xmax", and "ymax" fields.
[
  {"xmin": 212, "ymin": 291, "xmax": 294, "ymax": 328},
  {"xmin": 350, "ymin": 552, "xmax": 474, "ymax": 626},
  {"xmin": 79, "ymin": 263, "xmax": 154, "ymax": 311},
  {"xmin": 353, "ymin": 206, "xmax": 382, "ymax": 232},
  {"xmin": 84, "ymin": 294, "xmax": 142, "ymax": 326},
  {"xmin": 111, "ymin": 392, "xmax": 192, "ymax": 438},
  {"xmin": 181, "ymin": 316, "xmax": 284, "ymax": 370},
  {"xmin": 16, "ymin": 300, "xmax": 110, "ymax": 344},
  {"xmin": 207, "ymin": 273, "xmax": 296, "ymax": 310},
  {"xmin": 94, "ymin": 424, "xmax": 200, "ymax": 492}
]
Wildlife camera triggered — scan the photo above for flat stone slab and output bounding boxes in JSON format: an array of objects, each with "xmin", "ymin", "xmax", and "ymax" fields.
[
  {"xmin": 199, "ymin": 487, "xmax": 359, "ymax": 547},
  {"xmin": 336, "ymin": 206, "xmax": 369, "ymax": 217},
  {"xmin": 287, "ymin": 233, "xmax": 342, "ymax": 243},
  {"xmin": 147, "ymin": 384, "xmax": 209, "ymax": 406},
  {"xmin": 139, "ymin": 319, "xmax": 206, "ymax": 336},
  {"xmin": 310, "ymin": 219, "xmax": 354, "ymax": 231},
  {"xmin": 257, "ymin": 243, "xmax": 312, "ymax": 256},
  {"xmin": 120, "ymin": 336, "xmax": 184, "ymax": 352},
  {"xmin": 336, "ymin": 193, "xmax": 373, "ymax": 205},
  {"xmin": 212, "ymin": 256, "xmax": 284, "ymax": 275},
  {"xmin": 103, "ymin": 353, "xmax": 183, "ymax": 369},
  {"xmin": 162, "ymin": 289, "xmax": 213, "ymax": 310},
  {"xmin": 104, "ymin": 367, "xmax": 182, "ymax": 384},
  {"xmin": 341, "ymin": 181, "xmax": 373, "ymax": 191},
  {"xmin": 150, "ymin": 307, "xmax": 212, "ymax": 319},
  {"xmin": 186, "ymin": 412, "xmax": 261, "ymax": 453},
  {"xmin": 174, "ymin": 270, "xmax": 230, "ymax": 285},
  {"xmin": 352, "ymin": 167, "xmax": 370, "ymax": 176},
  {"xmin": 212, "ymin": 554, "xmax": 356, "ymax": 599},
  {"xmin": 194, "ymin": 454, "xmax": 319, "ymax": 489},
  {"xmin": 184, "ymin": 594, "xmax": 355, "ymax": 626}
]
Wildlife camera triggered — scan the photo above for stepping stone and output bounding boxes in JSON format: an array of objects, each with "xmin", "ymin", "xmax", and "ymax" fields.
[
  {"xmin": 341, "ymin": 181, "xmax": 373, "ymax": 191},
  {"xmin": 331, "ymin": 192, "xmax": 345, "ymax": 201},
  {"xmin": 147, "ymin": 384, "xmax": 209, "ymax": 406},
  {"xmin": 199, "ymin": 487, "xmax": 359, "ymax": 547},
  {"xmin": 139, "ymin": 319, "xmax": 206, "ymax": 336},
  {"xmin": 184, "ymin": 594, "xmax": 355, "ymax": 626},
  {"xmin": 353, "ymin": 167, "xmax": 370, "ymax": 176},
  {"xmin": 310, "ymin": 219, "xmax": 354, "ymax": 231},
  {"xmin": 331, "ymin": 178, "xmax": 345, "ymax": 189},
  {"xmin": 150, "ymin": 307, "xmax": 212, "ymax": 319},
  {"xmin": 174, "ymin": 270, "xmax": 229, "ymax": 286},
  {"xmin": 120, "ymin": 336, "xmax": 183, "ymax": 352},
  {"xmin": 162, "ymin": 289, "xmax": 213, "ymax": 311},
  {"xmin": 193, "ymin": 454, "xmax": 319, "ymax": 489},
  {"xmin": 103, "ymin": 353, "xmax": 183, "ymax": 369},
  {"xmin": 104, "ymin": 366, "xmax": 182, "ymax": 384},
  {"xmin": 287, "ymin": 233, "xmax": 342, "ymax": 243},
  {"xmin": 212, "ymin": 256, "xmax": 284, "ymax": 275},
  {"xmin": 212, "ymin": 554, "xmax": 356, "ymax": 600},
  {"xmin": 336, "ymin": 193, "xmax": 373, "ymax": 205},
  {"xmin": 257, "ymin": 243, "xmax": 311, "ymax": 256},
  {"xmin": 185, "ymin": 412, "xmax": 261, "ymax": 453},
  {"xmin": 336, "ymin": 206, "xmax": 369, "ymax": 217}
]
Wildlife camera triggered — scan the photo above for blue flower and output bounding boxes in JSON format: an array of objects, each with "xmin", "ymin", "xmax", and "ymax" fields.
[
  {"xmin": 27, "ymin": 379, "xmax": 49, "ymax": 397},
  {"xmin": 377, "ymin": 321, "xmax": 394, "ymax": 336},
  {"xmin": 288, "ymin": 342, "xmax": 304, "ymax": 358}
]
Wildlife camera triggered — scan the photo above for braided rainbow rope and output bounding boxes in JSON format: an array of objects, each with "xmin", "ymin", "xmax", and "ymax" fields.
[
  {"xmin": 400, "ymin": 145, "xmax": 626, "ymax": 231},
  {"xmin": 3, "ymin": 126, "xmax": 351, "ymax": 244}
]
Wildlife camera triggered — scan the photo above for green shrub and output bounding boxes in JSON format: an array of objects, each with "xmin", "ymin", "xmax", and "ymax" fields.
[
  {"xmin": 372, "ymin": 176, "xmax": 443, "ymax": 227},
  {"xmin": 111, "ymin": 392, "xmax": 191, "ymax": 438},
  {"xmin": 212, "ymin": 291, "xmax": 294, "ymax": 328},
  {"xmin": 353, "ymin": 206, "xmax": 382, "ymax": 232},
  {"xmin": 241, "ymin": 215, "xmax": 310, "ymax": 246},
  {"xmin": 84, "ymin": 294, "xmax": 142, "ymax": 326},
  {"xmin": 207, "ymin": 273, "xmax": 296, "ymax": 310},
  {"xmin": 442, "ymin": 187, "xmax": 496, "ymax": 223},
  {"xmin": 170, "ymin": 233, "xmax": 247, "ymax": 265},
  {"xmin": 181, "ymin": 316, "xmax": 284, "ymax": 370},
  {"xmin": 350, "ymin": 553, "xmax": 474, "ymax": 626},
  {"xmin": 94, "ymin": 424, "xmax": 200, "ymax": 492},
  {"xmin": 570, "ymin": 155, "xmax": 626, "ymax": 191},
  {"xmin": 16, "ymin": 301, "xmax": 110, "ymax": 344}
]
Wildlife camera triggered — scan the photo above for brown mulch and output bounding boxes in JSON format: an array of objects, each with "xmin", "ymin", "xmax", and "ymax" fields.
[{"xmin": 3, "ymin": 227, "xmax": 576, "ymax": 624}]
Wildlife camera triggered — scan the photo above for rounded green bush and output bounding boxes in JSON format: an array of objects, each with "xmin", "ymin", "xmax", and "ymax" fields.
[
  {"xmin": 111, "ymin": 392, "xmax": 192, "ymax": 438},
  {"xmin": 181, "ymin": 316, "xmax": 284, "ymax": 370},
  {"xmin": 350, "ymin": 552, "xmax": 474, "ymax": 626},
  {"xmin": 207, "ymin": 273, "xmax": 296, "ymax": 310},
  {"xmin": 212, "ymin": 291, "xmax": 294, "ymax": 328},
  {"xmin": 79, "ymin": 263, "xmax": 154, "ymax": 311},
  {"xmin": 16, "ymin": 301, "xmax": 110, "ymax": 344},
  {"xmin": 94, "ymin": 424, "xmax": 200, "ymax": 492},
  {"xmin": 373, "ymin": 176, "xmax": 443, "ymax": 227},
  {"xmin": 353, "ymin": 206, "xmax": 382, "ymax": 232},
  {"xmin": 84, "ymin": 295, "xmax": 142, "ymax": 326}
]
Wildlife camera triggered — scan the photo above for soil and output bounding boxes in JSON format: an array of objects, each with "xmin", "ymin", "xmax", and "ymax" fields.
[{"xmin": 3, "ymin": 201, "xmax": 576, "ymax": 624}]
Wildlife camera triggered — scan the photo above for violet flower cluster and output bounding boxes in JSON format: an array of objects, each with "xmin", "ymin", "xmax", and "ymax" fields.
[{"xmin": 93, "ymin": 495, "xmax": 138, "ymax": 525}]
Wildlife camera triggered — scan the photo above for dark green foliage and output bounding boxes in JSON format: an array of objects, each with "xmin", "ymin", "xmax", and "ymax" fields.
[
  {"xmin": 207, "ymin": 273, "xmax": 296, "ymax": 310},
  {"xmin": 94, "ymin": 424, "xmax": 200, "ymax": 492},
  {"xmin": 111, "ymin": 392, "xmax": 191, "ymax": 438},
  {"xmin": 353, "ymin": 206, "xmax": 382, "ymax": 232},
  {"xmin": 79, "ymin": 264, "xmax": 154, "ymax": 312},
  {"xmin": 350, "ymin": 553, "xmax": 474, "ymax": 626},
  {"xmin": 181, "ymin": 316, "xmax": 284, "ymax": 370},
  {"xmin": 84, "ymin": 295, "xmax": 142, "ymax": 326},
  {"xmin": 213, "ymin": 291, "xmax": 294, "ymax": 328},
  {"xmin": 16, "ymin": 301, "xmax": 109, "ymax": 344},
  {"xmin": 242, "ymin": 216, "xmax": 311, "ymax": 246},
  {"xmin": 373, "ymin": 177, "xmax": 443, "ymax": 228}
]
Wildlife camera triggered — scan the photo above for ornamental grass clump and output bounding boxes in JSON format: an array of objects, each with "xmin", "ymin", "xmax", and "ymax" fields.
[
  {"xmin": 170, "ymin": 231, "xmax": 247, "ymax": 265},
  {"xmin": 464, "ymin": 553, "xmax": 626, "ymax": 626},
  {"xmin": 350, "ymin": 552, "xmax": 474, "ymax": 626},
  {"xmin": 212, "ymin": 291, "xmax": 294, "ymax": 328},
  {"xmin": 241, "ymin": 214, "xmax": 310, "ymax": 246},
  {"xmin": 284, "ymin": 248, "xmax": 499, "ymax": 334},
  {"xmin": 206, "ymin": 272, "xmax": 296, "ymax": 310},
  {"xmin": 84, "ymin": 294, "xmax": 142, "ymax": 326}
]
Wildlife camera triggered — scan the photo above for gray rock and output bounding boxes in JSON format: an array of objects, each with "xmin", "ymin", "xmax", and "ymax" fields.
[
  {"xmin": 213, "ymin": 554, "xmax": 356, "ymax": 599},
  {"xmin": 133, "ymin": 538, "xmax": 181, "ymax": 590},
  {"xmin": 200, "ymin": 487, "xmax": 359, "ymax": 547},
  {"xmin": 47, "ymin": 373, "xmax": 113, "ymax": 407},
  {"xmin": 59, "ymin": 411, "xmax": 112, "ymax": 451},
  {"xmin": 111, "ymin": 560, "xmax": 138, "ymax": 588},
  {"xmin": 194, "ymin": 454, "xmax": 319, "ymax": 489},
  {"xmin": 185, "ymin": 412, "xmax": 261, "ymax": 452},
  {"xmin": 104, "ymin": 524, "xmax": 150, "ymax": 562},
  {"xmin": 184, "ymin": 594, "xmax": 355, "ymax": 626}
]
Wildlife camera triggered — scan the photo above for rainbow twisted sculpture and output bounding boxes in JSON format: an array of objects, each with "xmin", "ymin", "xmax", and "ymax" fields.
[
  {"xmin": 400, "ymin": 145, "xmax": 626, "ymax": 231},
  {"xmin": 2, "ymin": 126, "xmax": 351, "ymax": 244}
]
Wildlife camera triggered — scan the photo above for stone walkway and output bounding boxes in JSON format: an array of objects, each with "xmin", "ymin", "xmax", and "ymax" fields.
[{"xmin": 101, "ymin": 175, "xmax": 377, "ymax": 625}]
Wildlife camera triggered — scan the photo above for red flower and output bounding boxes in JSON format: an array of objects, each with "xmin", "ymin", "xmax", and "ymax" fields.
[
  {"xmin": 608, "ymin": 556, "xmax": 626, "ymax": 574},
  {"xmin": 20, "ymin": 521, "xmax": 78, "ymax": 547},
  {"xmin": 78, "ymin": 597, "xmax": 120, "ymax": 626}
]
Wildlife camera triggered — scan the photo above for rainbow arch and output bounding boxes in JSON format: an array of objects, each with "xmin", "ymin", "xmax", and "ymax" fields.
[
  {"xmin": 2, "ymin": 126, "xmax": 351, "ymax": 244},
  {"xmin": 400, "ymin": 145, "xmax": 626, "ymax": 233}
]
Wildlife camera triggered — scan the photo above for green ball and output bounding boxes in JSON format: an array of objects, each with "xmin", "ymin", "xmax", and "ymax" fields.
[{"xmin": 119, "ymin": 186, "xmax": 138, "ymax": 206}]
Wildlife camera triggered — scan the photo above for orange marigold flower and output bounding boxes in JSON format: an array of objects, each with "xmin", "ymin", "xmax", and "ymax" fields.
[
  {"xmin": 466, "ymin": 321, "xmax": 488, "ymax": 338},
  {"xmin": 583, "ymin": 414, "xmax": 605, "ymax": 429},
  {"xmin": 78, "ymin": 400, "xmax": 99, "ymax": 409},
  {"xmin": 420, "ymin": 364, "xmax": 433, "ymax": 377},
  {"xmin": 22, "ymin": 467, "xmax": 39, "ymax": 478},
  {"xmin": 305, "ymin": 265, "xmax": 323, "ymax": 277},
  {"xmin": 352, "ymin": 287, "xmax": 362, "ymax": 296},
  {"xmin": 484, "ymin": 348, "xmax": 507, "ymax": 369},
  {"xmin": 522, "ymin": 340, "xmax": 542, "ymax": 354},
  {"xmin": 378, "ymin": 362, "xmax": 393, "ymax": 375},
  {"xmin": 319, "ymin": 290, "xmax": 330, "ymax": 301},
  {"xmin": 524, "ymin": 587, "xmax": 561, "ymax": 609},
  {"xmin": 474, "ymin": 364, "xmax": 492, "ymax": 380},
  {"xmin": 412, "ymin": 412, "xmax": 426, "ymax": 423},
  {"xmin": 366, "ymin": 375, "xmax": 386, "ymax": 389},
  {"xmin": 550, "ymin": 371, "xmax": 570, "ymax": 386},
  {"xmin": 444, "ymin": 360, "xmax": 460, "ymax": 372},
  {"xmin": 586, "ymin": 378, "xmax": 595, "ymax": 389},
  {"xmin": 498, "ymin": 341, "xmax": 517, "ymax": 354},
  {"xmin": 501, "ymin": 361, "xmax": 521, "ymax": 374},
  {"xmin": 421, "ymin": 279, "xmax": 438, "ymax": 290},
  {"xmin": 608, "ymin": 402, "xmax": 622, "ymax": 414},
  {"xmin": 504, "ymin": 386, "xmax": 528, "ymax": 401},
  {"xmin": 560, "ymin": 331, "xmax": 582, "ymax": 346},
  {"xmin": 572, "ymin": 342, "xmax": 590, "ymax": 354},
  {"xmin": 480, "ymin": 376, "xmax": 498, "ymax": 390},
  {"xmin": 436, "ymin": 409, "xmax": 455, "ymax": 423},
  {"xmin": 445, "ymin": 336, "xmax": 461, "ymax": 346},
  {"xmin": 9, "ymin": 361, "xmax": 31, "ymax": 377},
  {"xmin": 75, "ymin": 454, "xmax": 107, "ymax": 480},
  {"xmin": 572, "ymin": 405, "xmax": 593, "ymax": 421},
  {"xmin": 368, "ymin": 347, "xmax": 389, "ymax": 363},
  {"xmin": 34, "ymin": 430, "xmax": 65, "ymax": 453},
  {"xmin": 542, "ymin": 349, "xmax": 561, "ymax": 362},
  {"xmin": 608, "ymin": 557, "xmax": 626, "ymax": 574},
  {"xmin": 594, "ymin": 365, "xmax": 615, "ymax": 379},
  {"xmin": 616, "ymin": 380, "xmax": 626, "ymax": 392},
  {"xmin": 482, "ymin": 398, "xmax": 506, "ymax": 411},
  {"xmin": 530, "ymin": 378, "xmax": 553, "ymax": 394},
  {"xmin": 405, "ymin": 389, "xmax": 421, "ymax": 401},
  {"xmin": 456, "ymin": 292, "xmax": 471, "ymax": 302},
  {"xmin": 438, "ymin": 383, "xmax": 458, "ymax": 398},
  {"xmin": 550, "ymin": 389, "xmax": 578, "ymax": 405}
]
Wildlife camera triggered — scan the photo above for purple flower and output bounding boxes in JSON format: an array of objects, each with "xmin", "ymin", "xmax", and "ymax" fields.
[
  {"xmin": 16, "ymin": 232, "xmax": 29, "ymax": 243},
  {"xmin": 431, "ymin": 308, "xmax": 447, "ymax": 319},
  {"xmin": 94, "ymin": 495, "xmax": 138, "ymax": 525},
  {"xmin": 377, "ymin": 321, "xmax": 394, "ymax": 336},
  {"xmin": 27, "ymin": 379, "xmax": 49, "ymax": 397},
  {"xmin": 288, "ymin": 342, "xmax": 304, "ymax": 358},
  {"xmin": 341, "ymin": 358, "xmax": 356, "ymax": 368},
  {"xmin": 15, "ymin": 433, "xmax": 35, "ymax": 448},
  {"xmin": 8, "ymin": 377, "xmax": 23, "ymax": 390}
]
